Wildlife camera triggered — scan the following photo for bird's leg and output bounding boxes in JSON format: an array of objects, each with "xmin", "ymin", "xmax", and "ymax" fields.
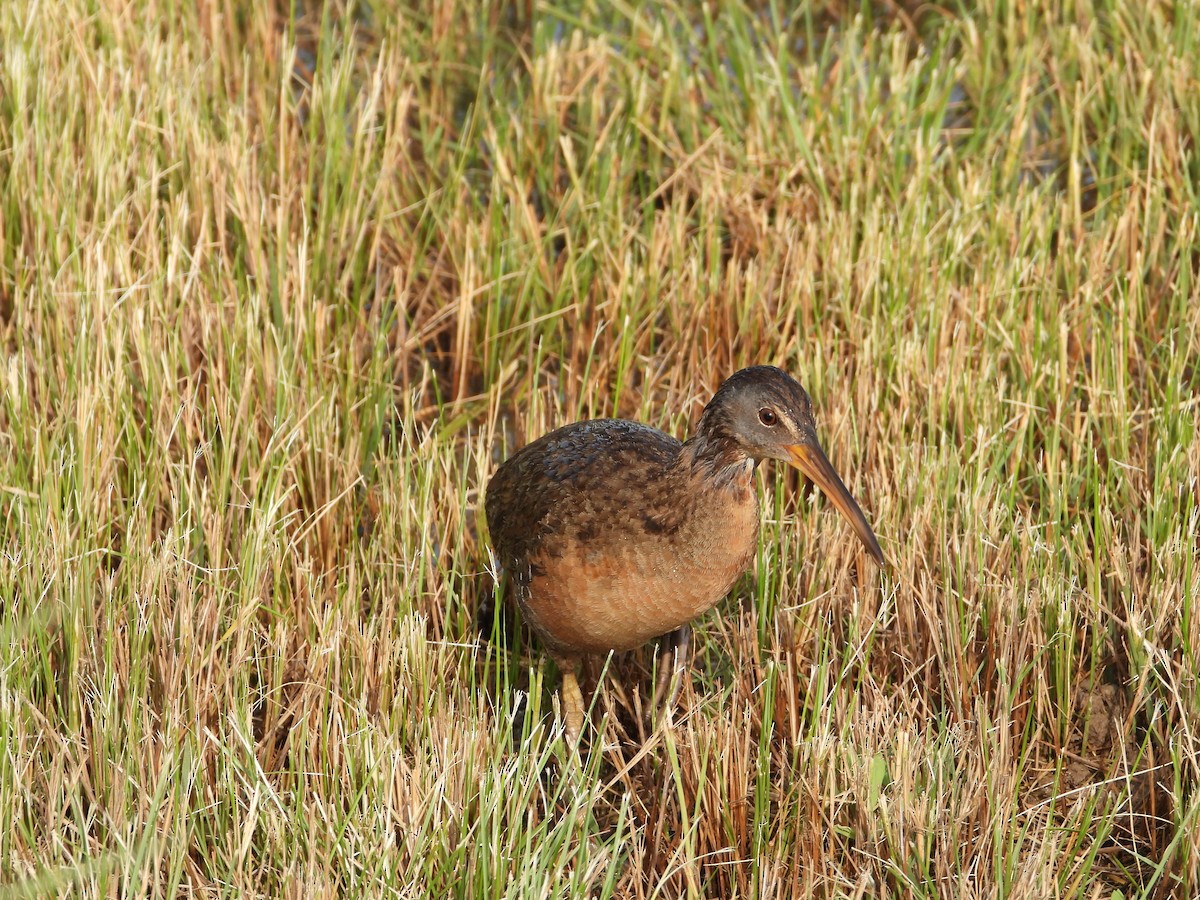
[
  {"xmin": 557, "ymin": 658, "xmax": 585, "ymax": 746},
  {"xmin": 651, "ymin": 623, "xmax": 691, "ymax": 721}
]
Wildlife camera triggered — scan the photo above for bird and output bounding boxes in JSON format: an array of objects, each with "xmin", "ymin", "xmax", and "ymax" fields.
[{"xmin": 484, "ymin": 366, "xmax": 885, "ymax": 745}]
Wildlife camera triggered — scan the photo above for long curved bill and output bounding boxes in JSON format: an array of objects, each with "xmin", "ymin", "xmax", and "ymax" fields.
[{"xmin": 785, "ymin": 436, "xmax": 885, "ymax": 567}]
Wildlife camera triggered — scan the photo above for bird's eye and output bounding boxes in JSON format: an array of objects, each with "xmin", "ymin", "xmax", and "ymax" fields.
[{"xmin": 758, "ymin": 408, "xmax": 778, "ymax": 427}]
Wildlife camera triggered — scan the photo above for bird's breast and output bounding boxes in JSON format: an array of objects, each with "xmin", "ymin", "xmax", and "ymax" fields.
[{"xmin": 520, "ymin": 466, "xmax": 759, "ymax": 657}]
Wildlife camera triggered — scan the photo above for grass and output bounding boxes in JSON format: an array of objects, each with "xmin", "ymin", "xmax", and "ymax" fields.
[{"xmin": 1, "ymin": 0, "xmax": 1198, "ymax": 895}]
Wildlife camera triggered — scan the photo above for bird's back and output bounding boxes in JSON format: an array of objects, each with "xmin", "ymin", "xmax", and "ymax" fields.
[{"xmin": 485, "ymin": 418, "xmax": 683, "ymax": 573}]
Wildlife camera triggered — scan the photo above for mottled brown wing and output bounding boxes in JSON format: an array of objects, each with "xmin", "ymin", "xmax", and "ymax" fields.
[{"xmin": 484, "ymin": 418, "xmax": 682, "ymax": 585}]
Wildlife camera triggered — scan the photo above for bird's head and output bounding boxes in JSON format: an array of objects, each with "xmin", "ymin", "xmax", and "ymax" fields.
[{"xmin": 697, "ymin": 365, "xmax": 885, "ymax": 567}]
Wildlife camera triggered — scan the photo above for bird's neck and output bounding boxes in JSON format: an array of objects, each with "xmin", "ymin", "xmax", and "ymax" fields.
[{"xmin": 680, "ymin": 429, "xmax": 756, "ymax": 490}]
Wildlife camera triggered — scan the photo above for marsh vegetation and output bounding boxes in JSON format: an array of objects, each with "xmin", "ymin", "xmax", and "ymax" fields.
[{"xmin": 1, "ymin": 0, "xmax": 1198, "ymax": 895}]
